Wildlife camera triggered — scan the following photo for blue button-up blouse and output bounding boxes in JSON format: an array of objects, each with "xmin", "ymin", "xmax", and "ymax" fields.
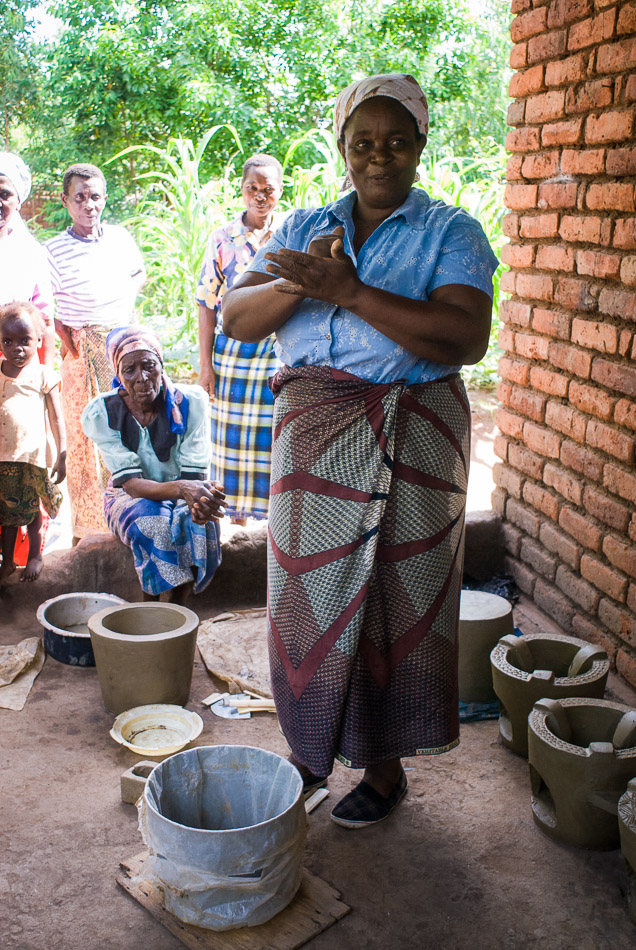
[{"xmin": 248, "ymin": 188, "xmax": 499, "ymax": 385}]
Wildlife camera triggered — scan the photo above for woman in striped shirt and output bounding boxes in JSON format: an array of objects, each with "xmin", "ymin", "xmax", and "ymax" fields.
[{"xmin": 46, "ymin": 163, "xmax": 145, "ymax": 541}]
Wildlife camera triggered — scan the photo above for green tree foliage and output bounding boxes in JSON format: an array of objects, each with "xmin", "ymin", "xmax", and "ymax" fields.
[
  {"xmin": 14, "ymin": 0, "xmax": 510, "ymax": 202},
  {"xmin": 113, "ymin": 125, "xmax": 246, "ymax": 358},
  {"xmin": 0, "ymin": 0, "xmax": 41, "ymax": 148}
]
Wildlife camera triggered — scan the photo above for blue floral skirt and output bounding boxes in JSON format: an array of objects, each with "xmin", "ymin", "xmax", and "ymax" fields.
[{"xmin": 103, "ymin": 485, "xmax": 221, "ymax": 595}]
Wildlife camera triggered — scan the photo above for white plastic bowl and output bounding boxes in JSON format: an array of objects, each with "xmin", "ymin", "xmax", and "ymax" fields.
[{"xmin": 110, "ymin": 704, "xmax": 204, "ymax": 757}]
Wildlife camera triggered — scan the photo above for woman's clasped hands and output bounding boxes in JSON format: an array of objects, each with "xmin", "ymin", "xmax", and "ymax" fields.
[
  {"xmin": 181, "ymin": 479, "xmax": 226, "ymax": 525},
  {"xmin": 264, "ymin": 225, "xmax": 360, "ymax": 306}
]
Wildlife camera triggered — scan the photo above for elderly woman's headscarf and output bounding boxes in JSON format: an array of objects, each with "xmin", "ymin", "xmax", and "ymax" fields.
[
  {"xmin": 106, "ymin": 326, "xmax": 188, "ymax": 436},
  {"xmin": 333, "ymin": 73, "xmax": 429, "ymax": 141},
  {"xmin": 0, "ymin": 152, "xmax": 32, "ymax": 205}
]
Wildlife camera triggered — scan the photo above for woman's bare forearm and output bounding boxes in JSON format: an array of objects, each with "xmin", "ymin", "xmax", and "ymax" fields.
[
  {"xmin": 123, "ymin": 478, "xmax": 184, "ymax": 502},
  {"xmin": 198, "ymin": 303, "xmax": 216, "ymax": 374},
  {"xmin": 123, "ymin": 477, "xmax": 225, "ymax": 523},
  {"xmin": 221, "ymin": 273, "xmax": 304, "ymax": 342},
  {"xmin": 341, "ymin": 281, "xmax": 493, "ymax": 366}
]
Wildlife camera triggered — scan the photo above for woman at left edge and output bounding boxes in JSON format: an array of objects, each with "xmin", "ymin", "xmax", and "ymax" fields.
[
  {"xmin": 0, "ymin": 152, "xmax": 56, "ymax": 570},
  {"xmin": 0, "ymin": 152, "xmax": 55, "ymax": 363}
]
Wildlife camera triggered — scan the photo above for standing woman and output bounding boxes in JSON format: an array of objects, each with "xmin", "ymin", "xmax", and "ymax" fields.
[
  {"xmin": 0, "ymin": 153, "xmax": 55, "ymax": 363},
  {"xmin": 46, "ymin": 163, "xmax": 145, "ymax": 541},
  {"xmin": 223, "ymin": 75, "xmax": 499, "ymax": 828},
  {"xmin": 196, "ymin": 154, "xmax": 283, "ymax": 526}
]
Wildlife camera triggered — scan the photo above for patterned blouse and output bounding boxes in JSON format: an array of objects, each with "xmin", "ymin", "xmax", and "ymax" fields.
[
  {"xmin": 249, "ymin": 188, "xmax": 499, "ymax": 385},
  {"xmin": 195, "ymin": 212, "xmax": 284, "ymax": 320}
]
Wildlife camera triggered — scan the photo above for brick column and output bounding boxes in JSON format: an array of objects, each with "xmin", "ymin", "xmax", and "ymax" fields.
[{"xmin": 498, "ymin": 0, "xmax": 636, "ymax": 687}]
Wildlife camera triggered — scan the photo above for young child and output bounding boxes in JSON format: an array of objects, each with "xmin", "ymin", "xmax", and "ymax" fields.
[{"xmin": 0, "ymin": 301, "xmax": 66, "ymax": 582}]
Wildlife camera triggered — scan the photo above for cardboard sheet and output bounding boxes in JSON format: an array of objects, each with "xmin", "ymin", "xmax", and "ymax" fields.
[
  {"xmin": 0, "ymin": 637, "xmax": 45, "ymax": 711},
  {"xmin": 197, "ymin": 608, "xmax": 271, "ymax": 697}
]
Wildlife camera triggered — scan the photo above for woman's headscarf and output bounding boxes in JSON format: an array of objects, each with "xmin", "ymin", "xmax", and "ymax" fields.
[
  {"xmin": 0, "ymin": 152, "xmax": 32, "ymax": 205},
  {"xmin": 106, "ymin": 325, "xmax": 188, "ymax": 436},
  {"xmin": 333, "ymin": 73, "xmax": 429, "ymax": 141}
]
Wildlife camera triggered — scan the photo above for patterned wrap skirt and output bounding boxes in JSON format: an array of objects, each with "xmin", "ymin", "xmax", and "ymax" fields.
[
  {"xmin": 211, "ymin": 332, "xmax": 279, "ymax": 520},
  {"xmin": 103, "ymin": 485, "xmax": 222, "ymax": 596},
  {"xmin": 61, "ymin": 326, "xmax": 112, "ymax": 538},
  {"xmin": 0, "ymin": 461, "xmax": 63, "ymax": 527},
  {"xmin": 267, "ymin": 365, "xmax": 470, "ymax": 776}
]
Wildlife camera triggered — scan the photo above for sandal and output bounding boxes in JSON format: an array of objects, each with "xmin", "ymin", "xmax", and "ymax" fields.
[{"xmin": 330, "ymin": 770, "xmax": 407, "ymax": 828}]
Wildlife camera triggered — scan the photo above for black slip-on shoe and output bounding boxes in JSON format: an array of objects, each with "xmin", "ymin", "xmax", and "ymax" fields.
[{"xmin": 330, "ymin": 771, "xmax": 407, "ymax": 828}]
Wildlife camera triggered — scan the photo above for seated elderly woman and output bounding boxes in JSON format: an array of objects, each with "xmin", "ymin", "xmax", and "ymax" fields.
[{"xmin": 81, "ymin": 326, "xmax": 225, "ymax": 602}]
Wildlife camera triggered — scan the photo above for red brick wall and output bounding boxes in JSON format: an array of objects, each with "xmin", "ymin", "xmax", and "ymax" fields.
[{"xmin": 497, "ymin": 0, "xmax": 636, "ymax": 687}]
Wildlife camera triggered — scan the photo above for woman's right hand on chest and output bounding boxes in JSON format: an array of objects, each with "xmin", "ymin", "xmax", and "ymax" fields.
[{"xmin": 306, "ymin": 226, "xmax": 346, "ymax": 260}]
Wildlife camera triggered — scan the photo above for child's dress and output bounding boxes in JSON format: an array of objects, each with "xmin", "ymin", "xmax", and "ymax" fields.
[{"xmin": 0, "ymin": 360, "xmax": 63, "ymax": 526}]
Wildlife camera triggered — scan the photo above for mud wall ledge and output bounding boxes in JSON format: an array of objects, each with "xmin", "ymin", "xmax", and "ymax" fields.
[{"xmin": 4, "ymin": 510, "xmax": 504, "ymax": 623}]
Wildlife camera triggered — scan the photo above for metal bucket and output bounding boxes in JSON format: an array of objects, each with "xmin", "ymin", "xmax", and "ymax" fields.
[{"xmin": 37, "ymin": 592, "xmax": 126, "ymax": 666}]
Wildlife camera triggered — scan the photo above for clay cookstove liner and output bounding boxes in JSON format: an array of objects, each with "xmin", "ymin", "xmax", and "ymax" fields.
[{"xmin": 88, "ymin": 603, "xmax": 199, "ymax": 715}]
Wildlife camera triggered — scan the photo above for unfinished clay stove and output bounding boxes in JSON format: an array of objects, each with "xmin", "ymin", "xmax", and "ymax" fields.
[
  {"xmin": 121, "ymin": 761, "xmax": 156, "ymax": 805},
  {"xmin": 88, "ymin": 603, "xmax": 199, "ymax": 714},
  {"xmin": 491, "ymin": 633, "xmax": 609, "ymax": 757},
  {"xmin": 37, "ymin": 592, "xmax": 127, "ymax": 667},
  {"xmin": 528, "ymin": 697, "xmax": 636, "ymax": 850},
  {"xmin": 458, "ymin": 590, "xmax": 513, "ymax": 703},
  {"xmin": 618, "ymin": 778, "xmax": 636, "ymax": 924},
  {"xmin": 618, "ymin": 778, "xmax": 636, "ymax": 925}
]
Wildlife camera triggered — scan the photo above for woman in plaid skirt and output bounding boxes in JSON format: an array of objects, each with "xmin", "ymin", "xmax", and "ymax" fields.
[{"xmin": 196, "ymin": 154, "xmax": 284, "ymax": 525}]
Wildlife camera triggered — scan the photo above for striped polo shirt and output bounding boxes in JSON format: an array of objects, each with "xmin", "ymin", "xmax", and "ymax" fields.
[{"xmin": 45, "ymin": 223, "xmax": 144, "ymax": 329}]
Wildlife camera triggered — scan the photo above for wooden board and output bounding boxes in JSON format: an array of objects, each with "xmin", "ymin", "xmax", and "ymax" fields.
[{"xmin": 116, "ymin": 851, "xmax": 350, "ymax": 950}]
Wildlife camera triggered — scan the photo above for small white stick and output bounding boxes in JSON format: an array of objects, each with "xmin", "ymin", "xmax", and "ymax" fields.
[
  {"xmin": 234, "ymin": 697, "xmax": 277, "ymax": 709},
  {"xmin": 305, "ymin": 788, "xmax": 329, "ymax": 814},
  {"xmin": 201, "ymin": 691, "xmax": 228, "ymax": 707},
  {"xmin": 243, "ymin": 688, "xmax": 273, "ymax": 700}
]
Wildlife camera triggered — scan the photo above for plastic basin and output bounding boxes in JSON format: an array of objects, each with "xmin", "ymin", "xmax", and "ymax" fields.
[
  {"xmin": 37, "ymin": 592, "xmax": 126, "ymax": 666},
  {"xmin": 141, "ymin": 745, "xmax": 307, "ymax": 930}
]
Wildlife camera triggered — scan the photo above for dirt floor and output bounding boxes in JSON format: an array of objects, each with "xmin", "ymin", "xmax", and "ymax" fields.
[
  {"xmin": 3, "ymin": 391, "xmax": 636, "ymax": 949},
  {"xmin": 2, "ymin": 594, "xmax": 636, "ymax": 950}
]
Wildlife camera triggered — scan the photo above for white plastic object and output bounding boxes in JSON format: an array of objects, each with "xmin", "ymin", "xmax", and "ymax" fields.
[
  {"xmin": 139, "ymin": 745, "xmax": 307, "ymax": 930},
  {"xmin": 110, "ymin": 704, "xmax": 203, "ymax": 757},
  {"xmin": 305, "ymin": 788, "xmax": 329, "ymax": 814}
]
